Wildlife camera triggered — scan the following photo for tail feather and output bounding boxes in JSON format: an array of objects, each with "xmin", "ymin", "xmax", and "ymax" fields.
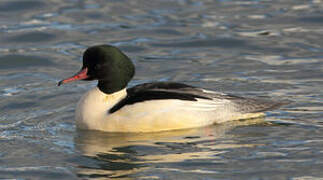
[{"xmin": 232, "ymin": 97, "xmax": 290, "ymax": 113}]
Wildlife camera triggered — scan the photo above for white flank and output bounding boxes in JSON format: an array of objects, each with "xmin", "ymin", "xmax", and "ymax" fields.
[{"xmin": 75, "ymin": 87, "xmax": 264, "ymax": 132}]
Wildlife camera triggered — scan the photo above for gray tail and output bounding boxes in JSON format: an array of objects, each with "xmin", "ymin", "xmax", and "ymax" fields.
[{"xmin": 232, "ymin": 97, "xmax": 290, "ymax": 113}]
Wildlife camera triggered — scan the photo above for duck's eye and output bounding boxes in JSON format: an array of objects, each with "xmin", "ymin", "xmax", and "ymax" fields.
[{"xmin": 94, "ymin": 65, "xmax": 101, "ymax": 70}]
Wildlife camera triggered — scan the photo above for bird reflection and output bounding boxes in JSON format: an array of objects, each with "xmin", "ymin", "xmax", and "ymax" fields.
[{"xmin": 74, "ymin": 117, "xmax": 266, "ymax": 179}]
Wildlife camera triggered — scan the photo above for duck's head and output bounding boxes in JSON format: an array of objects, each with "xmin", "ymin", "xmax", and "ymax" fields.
[{"xmin": 58, "ymin": 45, "xmax": 135, "ymax": 94}]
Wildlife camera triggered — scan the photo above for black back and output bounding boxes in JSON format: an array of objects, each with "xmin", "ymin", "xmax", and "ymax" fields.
[
  {"xmin": 109, "ymin": 82, "xmax": 212, "ymax": 113},
  {"xmin": 108, "ymin": 81, "xmax": 288, "ymax": 114}
]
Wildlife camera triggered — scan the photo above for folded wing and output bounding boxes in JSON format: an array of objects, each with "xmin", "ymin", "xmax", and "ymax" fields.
[{"xmin": 109, "ymin": 82, "xmax": 287, "ymax": 114}]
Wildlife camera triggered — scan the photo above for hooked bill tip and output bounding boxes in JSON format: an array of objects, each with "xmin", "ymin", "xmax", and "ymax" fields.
[{"xmin": 57, "ymin": 80, "xmax": 64, "ymax": 86}]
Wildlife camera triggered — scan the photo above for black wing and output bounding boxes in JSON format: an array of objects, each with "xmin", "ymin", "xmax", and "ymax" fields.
[
  {"xmin": 109, "ymin": 82, "xmax": 212, "ymax": 113},
  {"xmin": 109, "ymin": 81, "xmax": 288, "ymax": 114}
]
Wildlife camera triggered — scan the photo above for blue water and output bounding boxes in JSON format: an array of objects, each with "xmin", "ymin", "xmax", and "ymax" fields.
[{"xmin": 0, "ymin": 0, "xmax": 322, "ymax": 179}]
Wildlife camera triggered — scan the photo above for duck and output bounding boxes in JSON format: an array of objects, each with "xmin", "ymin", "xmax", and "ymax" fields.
[{"xmin": 58, "ymin": 44, "xmax": 286, "ymax": 132}]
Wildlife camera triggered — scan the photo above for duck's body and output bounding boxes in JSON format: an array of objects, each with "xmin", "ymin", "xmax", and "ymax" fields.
[
  {"xmin": 59, "ymin": 45, "xmax": 286, "ymax": 132},
  {"xmin": 75, "ymin": 82, "xmax": 279, "ymax": 132}
]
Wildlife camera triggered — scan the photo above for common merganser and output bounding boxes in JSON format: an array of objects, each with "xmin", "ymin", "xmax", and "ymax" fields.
[{"xmin": 58, "ymin": 45, "xmax": 286, "ymax": 132}]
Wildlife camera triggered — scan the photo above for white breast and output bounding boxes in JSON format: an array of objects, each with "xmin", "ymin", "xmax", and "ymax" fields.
[{"xmin": 75, "ymin": 87, "xmax": 127, "ymax": 130}]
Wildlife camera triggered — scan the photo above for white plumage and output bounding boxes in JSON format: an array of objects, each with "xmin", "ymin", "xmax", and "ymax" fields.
[{"xmin": 75, "ymin": 87, "xmax": 265, "ymax": 132}]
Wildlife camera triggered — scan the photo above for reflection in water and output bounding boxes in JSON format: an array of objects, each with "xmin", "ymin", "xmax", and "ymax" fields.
[
  {"xmin": 0, "ymin": 0, "xmax": 322, "ymax": 179},
  {"xmin": 74, "ymin": 118, "xmax": 266, "ymax": 179}
]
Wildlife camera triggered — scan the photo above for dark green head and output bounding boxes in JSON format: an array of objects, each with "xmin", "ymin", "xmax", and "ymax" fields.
[{"xmin": 58, "ymin": 45, "xmax": 135, "ymax": 94}]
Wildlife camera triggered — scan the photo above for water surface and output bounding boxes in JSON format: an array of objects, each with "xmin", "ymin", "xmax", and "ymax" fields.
[{"xmin": 0, "ymin": 0, "xmax": 323, "ymax": 179}]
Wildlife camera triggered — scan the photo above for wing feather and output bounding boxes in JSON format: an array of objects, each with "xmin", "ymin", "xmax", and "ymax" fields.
[{"xmin": 109, "ymin": 82, "xmax": 288, "ymax": 114}]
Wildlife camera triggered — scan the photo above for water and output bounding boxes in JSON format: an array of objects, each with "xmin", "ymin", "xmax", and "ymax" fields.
[{"xmin": 0, "ymin": 0, "xmax": 322, "ymax": 179}]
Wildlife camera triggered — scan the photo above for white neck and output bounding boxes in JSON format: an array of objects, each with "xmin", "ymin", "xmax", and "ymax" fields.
[{"xmin": 75, "ymin": 87, "xmax": 127, "ymax": 130}]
